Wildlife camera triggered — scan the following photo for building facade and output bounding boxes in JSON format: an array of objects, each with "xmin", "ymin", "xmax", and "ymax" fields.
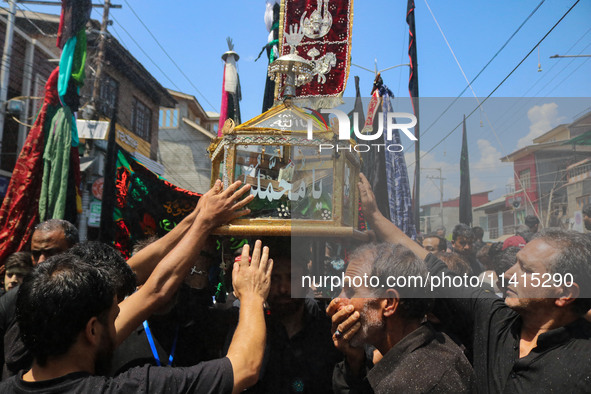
[
  {"xmin": 0, "ymin": 9, "xmax": 60, "ymax": 184},
  {"xmin": 0, "ymin": 9, "xmax": 175, "ymax": 240},
  {"xmin": 158, "ymin": 89, "xmax": 219, "ymax": 193},
  {"xmin": 502, "ymin": 111, "xmax": 591, "ymax": 230},
  {"xmin": 420, "ymin": 191, "xmax": 491, "ymax": 235}
]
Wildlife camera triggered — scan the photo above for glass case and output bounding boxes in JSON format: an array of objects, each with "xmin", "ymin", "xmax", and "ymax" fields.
[{"xmin": 208, "ymin": 101, "xmax": 365, "ymax": 239}]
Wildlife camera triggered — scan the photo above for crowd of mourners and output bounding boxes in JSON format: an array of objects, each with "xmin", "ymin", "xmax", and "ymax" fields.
[{"xmin": 0, "ymin": 176, "xmax": 590, "ymax": 393}]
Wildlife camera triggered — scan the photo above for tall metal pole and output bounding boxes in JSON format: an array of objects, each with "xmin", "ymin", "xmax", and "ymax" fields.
[
  {"xmin": 439, "ymin": 167, "xmax": 444, "ymax": 228},
  {"xmin": 0, "ymin": 0, "xmax": 18, "ymax": 166},
  {"xmin": 18, "ymin": 40, "xmax": 35, "ymax": 154},
  {"xmin": 424, "ymin": 167, "xmax": 445, "ymax": 229},
  {"xmin": 92, "ymin": 0, "xmax": 111, "ymax": 108}
]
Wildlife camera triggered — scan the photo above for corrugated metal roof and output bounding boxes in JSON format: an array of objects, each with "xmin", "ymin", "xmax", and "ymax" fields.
[{"xmin": 132, "ymin": 152, "xmax": 165, "ymax": 176}]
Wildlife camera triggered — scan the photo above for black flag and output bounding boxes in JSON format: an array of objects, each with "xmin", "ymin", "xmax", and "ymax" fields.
[
  {"xmin": 459, "ymin": 115, "xmax": 472, "ymax": 225},
  {"xmin": 407, "ymin": 0, "xmax": 421, "ymax": 229},
  {"xmin": 262, "ymin": 1, "xmax": 280, "ymax": 113}
]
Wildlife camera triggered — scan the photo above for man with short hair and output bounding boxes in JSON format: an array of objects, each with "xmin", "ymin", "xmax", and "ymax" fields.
[
  {"xmin": 451, "ymin": 224, "xmax": 483, "ymax": 274},
  {"xmin": 328, "ymin": 242, "xmax": 474, "ymax": 393},
  {"xmin": 472, "ymin": 226, "xmax": 485, "ymax": 252},
  {"xmin": 241, "ymin": 239, "xmax": 341, "ymax": 393},
  {"xmin": 30, "ymin": 219, "xmax": 79, "ymax": 264},
  {"xmin": 2, "ymin": 252, "xmax": 33, "ymax": 293},
  {"xmin": 421, "ymin": 233, "xmax": 447, "ymax": 253},
  {"xmin": 524, "ymin": 215, "xmax": 540, "ymax": 233},
  {"xmin": 434, "ymin": 226, "xmax": 452, "ymax": 251},
  {"xmin": 0, "ymin": 219, "xmax": 78, "ymax": 377},
  {"xmin": 2, "ymin": 242, "xmax": 138, "ymax": 378},
  {"xmin": 582, "ymin": 204, "xmax": 591, "ymax": 231},
  {"xmin": 451, "ymin": 224, "xmax": 474, "ymax": 257},
  {"xmin": 1, "ymin": 240, "xmax": 272, "ymax": 393},
  {"xmin": 434, "ymin": 226, "xmax": 446, "ymax": 238},
  {"xmin": 2, "ymin": 179, "xmax": 255, "ymax": 378},
  {"xmin": 358, "ymin": 173, "xmax": 591, "ymax": 392}
]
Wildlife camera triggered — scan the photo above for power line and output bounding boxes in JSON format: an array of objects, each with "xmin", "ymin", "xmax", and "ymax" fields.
[
  {"xmin": 106, "ymin": 13, "xmax": 183, "ymax": 93},
  {"xmin": 88, "ymin": 0, "xmax": 183, "ymax": 93},
  {"xmin": 14, "ymin": 3, "xmax": 57, "ymax": 37},
  {"xmin": 544, "ymin": 48, "xmax": 591, "ymax": 96},
  {"xmin": 120, "ymin": 0, "xmax": 217, "ymax": 112},
  {"xmin": 417, "ymin": 0, "xmax": 581, "ymax": 162},
  {"xmin": 409, "ymin": 0, "xmax": 538, "ymax": 198},
  {"xmin": 418, "ymin": 0, "xmax": 546, "ymax": 141},
  {"xmin": 478, "ymin": 34, "xmax": 591, "ymax": 144}
]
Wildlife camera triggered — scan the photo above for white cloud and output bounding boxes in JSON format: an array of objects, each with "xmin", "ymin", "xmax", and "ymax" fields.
[
  {"xmin": 474, "ymin": 139, "xmax": 501, "ymax": 170},
  {"xmin": 400, "ymin": 141, "xmax": 513, "ymax": 205},
  {"xmin": 470, "ymin": 177, "xmax": 493, "ymax": 193},
  {"xmin": 404, "ymin": 150, "xmax": 458, "ymax": 203},
  {"xmin": 517, "ymin": 103, "xmax": 560, "ymax": 149}
]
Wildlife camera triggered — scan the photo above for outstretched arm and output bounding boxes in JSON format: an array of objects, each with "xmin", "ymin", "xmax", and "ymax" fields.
[
  {"xmin": 227, "ymin": 240, "xmax": 273, "ymax": 394},
  {"xmin": 359, "ymin": 173, "xmax": 501, "ymax": 338},
  {"xmin": 114, "ymin": 180, "xmax": 254, "ymax": 346},
  {"xmin": 358, "ymin": 173, "xmax": 428, "ymax": 260},
  {"xmin": 126, "ymin": 181, "xmax": 219, "ymax": 285}
]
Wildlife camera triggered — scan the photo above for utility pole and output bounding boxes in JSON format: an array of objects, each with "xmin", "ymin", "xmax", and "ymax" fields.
[
  {"xmin": 0, "ymin": 0, "xmax": 17, "ymax": 167},
  {"xmin": 0, "ymin": 0, "xmax": 120, "ymax": 167},
  {"xmin": 91, "ymin": 0, "xmax": 111, "ymax": 114},
  {"xmin": 424, "ymin": 167, "xmax": 445, "ymax": 230}
]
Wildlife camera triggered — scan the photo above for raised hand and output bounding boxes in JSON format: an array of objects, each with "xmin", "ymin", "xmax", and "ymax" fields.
[
  {"xmin": 284, "ymin": 13, "xmax": 306, "ymax": 52},
  {"xmin": 232, "ymin": 240, "xmax": 273, "ymax": 303},
  {"xmin": 326, "ymin": 298, "xmax": 365, "ymax": 375},
  {"xmin": 358, "ymin": 173, "xmax": 379, "ymax": 221},
  {"xmin": 196, "ymin": 179, "xmax": 254, "ymax": 230}
]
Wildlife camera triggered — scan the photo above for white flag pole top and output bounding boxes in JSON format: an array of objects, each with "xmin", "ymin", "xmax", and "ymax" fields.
[{"xmin": 222, "ymin": 50, "xmax": 239, "ymax": 94}]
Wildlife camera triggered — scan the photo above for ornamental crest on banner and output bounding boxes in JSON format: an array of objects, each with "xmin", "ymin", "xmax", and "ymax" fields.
[{"xmin": 276, "ymin": 0, "xmax": 353, "ymax": 108}]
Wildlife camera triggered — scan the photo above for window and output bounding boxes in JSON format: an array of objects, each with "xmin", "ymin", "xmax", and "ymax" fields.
[
  {"xmin": 159, "ymin": 108, "xmax": 179, "ymax": 128},
  {"xmin": 479, "ymin": 216, "xmax": 488, "ymax": 231},
  {"xmin": 132, "ymin": 98, "xmax": 152, "ymax": 140},
  {"xmin": 518, "ymin": 169, "xmax": 531, "ymax": 190},
  {"xmin": 577, "ymin": 195, "xmax": 590, "ymax": 209},
  {"xmin": 99, "ymin": 74, "xmax": 119, "ymax": 116}
]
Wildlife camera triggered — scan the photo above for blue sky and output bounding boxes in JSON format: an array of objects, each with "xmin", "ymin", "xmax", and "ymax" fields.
[{"xmin": 20, "ymin": 0, "xmax": 591, "ymax": 203}]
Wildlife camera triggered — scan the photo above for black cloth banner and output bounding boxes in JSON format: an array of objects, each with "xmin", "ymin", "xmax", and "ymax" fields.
[{"xmin": 105, "ymin": 145, "xmax": 201, "ymax": 258}]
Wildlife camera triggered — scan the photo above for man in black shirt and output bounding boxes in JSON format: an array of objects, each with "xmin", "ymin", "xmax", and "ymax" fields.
[
  {"xmin": 328, "ymin": 242, "xmax": 474, "ymax": 393},
  {"xmin": 0, "ymin": 219, "xmax": 79, "ymax": 378},
  {"xmin": 2, "ymin": 179, "xmax": 254, "ymax": 379},
  {"xmin": 358, "ymin": 173, "xmax": 591, "ymax": 393},
  {"xmin": 451, "ymin": 223, "xmax": 483, "ymax": 275},
  {"xmin": 421, "ymin": 233, "xmax": 447, "ymax": 253},
  {"xmin": 0, "ymin": 239, "xmax": 273, "ymax": 394},
  {"xmin": 242, "ymin": 242, "xmax": 342, "ymax": 393}
]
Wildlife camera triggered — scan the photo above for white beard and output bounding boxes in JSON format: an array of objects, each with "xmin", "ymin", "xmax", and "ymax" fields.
[{"xmin": 350, "ymin": 301, "xmax": 384, "ymax": 348}]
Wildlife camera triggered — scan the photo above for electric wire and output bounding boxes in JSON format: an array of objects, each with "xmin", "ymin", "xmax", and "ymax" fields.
[
  {"xmin": 418, "ymin": 0, "xmax": 546, "ymax": 141},
  {"xmin": 14, "ymin": 3, "xmax": 57, "ymax": 37},
  {"xmin": 121, "ymin": 0, "xmax": 217, "ymax": 112},
  {"xmin": 411, "ymin": 0, "xmax": 580, "ymax": 215},
  {"xmin": 418, "ymin": 0, "xmax": 581, "ymax": 161}
]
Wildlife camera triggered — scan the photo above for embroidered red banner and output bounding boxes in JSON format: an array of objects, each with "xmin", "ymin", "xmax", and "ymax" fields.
[{"xmin": 276, "ymin": 0, "xmax": 353, "ymax": 106}]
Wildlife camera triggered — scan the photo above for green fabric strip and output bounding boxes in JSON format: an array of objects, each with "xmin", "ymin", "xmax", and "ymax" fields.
[
  {"xmin": 58, "ymin": 36, "xmax": 76, "ymax": 98},
  {"xmin": 71, "ymin": 30, "xmax": 87, "ymax": 84},
  {"xmin": 39, "ymin": 106, "xmax": 73, "ymax": 221}
]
